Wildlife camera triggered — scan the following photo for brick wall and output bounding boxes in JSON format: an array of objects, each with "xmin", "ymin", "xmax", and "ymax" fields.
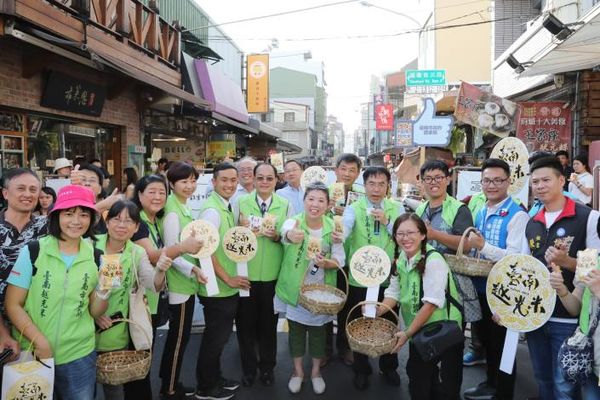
[
  {"xmin": 493, "ymin": 0, "xmax": 540, "ymax": 60},
  {"xmin": 0, "ymin": 38, "xmax": 141, "ymax": 173}
]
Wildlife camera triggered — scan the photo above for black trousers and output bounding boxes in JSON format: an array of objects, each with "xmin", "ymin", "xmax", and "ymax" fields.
[
  {"xmin": 196, "ymin": 294, "xmax": 239, "ymax": 391},
  {"xmin": 407, "ymin": 340, "xmax": 464, "ymax": 400},
  {"xmin": 338, "ymin": 285, "xmax": 399, "ymax": 375},
  {"xmin": 474, "ymin": 292, "xmax": 516, "ymax": 400},
  {"xmin": 159, "ymin": 295, "xmax": 195, "ymax": 394},
  {"xmin": 235, "ymin": 281, "xmax": 278, "ymax": 376},
  {"xmin": 123, "ymin": 315, "xmax": 163, "ymax": 399}
]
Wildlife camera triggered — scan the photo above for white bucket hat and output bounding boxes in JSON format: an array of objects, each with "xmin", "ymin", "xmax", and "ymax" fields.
[{"xmin": 53, "ymin": 158, "xmax": 73, "ymax": 173}]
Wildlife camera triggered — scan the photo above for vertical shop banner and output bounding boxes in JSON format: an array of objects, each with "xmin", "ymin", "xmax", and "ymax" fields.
[
  {"xmin": 395, "ymin": 119, "xmax": 414, "ymax": 147},
  {"xmin": 246, "ymin": 54, "xmax": 269, "ymax": 113},
  {"xmin": 375, "ymin": 103, "xmax": 394, "ymax": 130},
  {"xmin": 516, "ymin": 102, "xmax": 571, "ymax": 154},
  {"xmin": 454, "ymin": 81, "xmax": 519, "ymax": 137}
]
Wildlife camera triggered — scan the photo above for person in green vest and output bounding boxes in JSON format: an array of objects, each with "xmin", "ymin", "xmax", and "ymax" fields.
[
  {"xmin": 236, "ymin": 163, "xmax": 292, "ymax": 387},
  {"xmin": 339, "ymin": 166, "xmax": 405, "ymax": 390},
  {"xmin": 327, "ymin": 153, "xmax": 364, "ymax": 367},
  {"xmin": 127, "ymin": 174, "xmax": 203, "ymax": 399},
  {"xmin": 274, "ymin": 182, "xmax": 345, "ymax": 395},
  {"xmin": 5, "ymin": 185, "xmax": 110, "ymax": 400},
  {"xmin": 379, "ymin": 213, "xmax": 463, "ymax": 400},
  {"xmin": 415, "ymin": 160, "xmax": 480, "ymax": 338},
  {"xmin": 195, "ymin": 162, "xmax": 246, "ymax": 400},
  {"xmin": 93, "ymin": 200, "xmax": 169, "ymax": 399},
  {"xmin": 159, "ymin": 161, "xmax": 207, "ymax": 400}
]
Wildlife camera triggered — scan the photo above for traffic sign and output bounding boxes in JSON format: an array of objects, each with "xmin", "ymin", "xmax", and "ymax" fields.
[{"xmin": 406, "ymin": 69, "xmax": 446, "ymax": 86}]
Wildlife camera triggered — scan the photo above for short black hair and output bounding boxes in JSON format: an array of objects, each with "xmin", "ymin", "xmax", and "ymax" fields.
[
  {"xmin": 284, "ymin": 159, "xmax": 303, "ymax": 170},
  {"xmin": 481, "ymin": 158, "xmax": 510, "ymax": 177},
  {"xmin": 133, "ymin": 175, "xmax": 168, "ymax": 218},
  {"xmin": 336, "ymin": 153, "xmax": 362, "ymax": 169},
  {"xmin": 167, "ymin": 161, "xmax": 199, "ymax": 184},
  {"xmin": 303, "ymin": 181, "xmax": 330, "ymax": 202},
  {"xmin": 213, "ymin": 162, "xmax": 237, "ymax": 178},
  {"xmin": 80, "ymin": 163, "xmax": 104, "ymax": 186},
  {"xmin": 528, "ymin": 151, "xmax": 554, "ymax": 166},
  {"xmin": 90, "ymin": 158, "xmax": 102, "ymax": 164},
  {"xmin": 420, "ymin": 160, "xmax": 450, "ymax": 177},
  {"xmin": 2, "ymin": 168, "xmax": 39, "ymax": 188},
  {"xmin": 106, "ymin": 200, "xmax": 141, "ymax": 225},
  {"xmin": 158, "ymin": 158, "xmax": 168, "ymax": 165},
  {"xmin": 530, "ymin": 156, "xmax": 563, "ymax": 176},
  {"xmin": 556, "ymin": 150, "xmax": 570, "ymax": 158},
  {"xmin": 48, "ymin": 206, "xmax": 96, "ymax": 241},
  {"xmin": 254, "ymin": 162, "xmax": 278, "ymax": 177},
  {"xmin": 574, "ymin": 154, "xmax": 589, "ymax": 171},
  {"xmin": 363, "ymin": 166, "xmax": 391, "ymax": 184}
]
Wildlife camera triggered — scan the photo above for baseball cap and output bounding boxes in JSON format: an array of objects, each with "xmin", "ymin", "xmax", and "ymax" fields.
[{"xmin": 51, "ymin": 185, "xmax": 96, "ymax": 214}]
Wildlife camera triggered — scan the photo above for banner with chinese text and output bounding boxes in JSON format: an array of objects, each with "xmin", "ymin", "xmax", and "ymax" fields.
[
  {"xmin": 454, "ymin": 81, "xmax": 518, "ymax": 137},
  {"xmin": 375, "ymin": 103, "xmax": 394, "ymax": 130},
  {"xmin": 246, "ymin": 54, "xmax": 269, "ymax": 113},
  {"xmin": 516, "ymin": 102, "xmax": 571, "ymax": 154}
]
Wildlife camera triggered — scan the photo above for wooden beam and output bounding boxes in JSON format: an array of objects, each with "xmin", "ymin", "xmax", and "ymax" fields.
[
  {"xmin": 115, "ymin": 0, "xmax": 129, "ymax": 34},
  {"xmin": 0, "ymin": 0, "xmax": 16, "ymax": 14},
  {"xmin": 147, "ymin": 12, "xmax": 158, "ymax": 52}
]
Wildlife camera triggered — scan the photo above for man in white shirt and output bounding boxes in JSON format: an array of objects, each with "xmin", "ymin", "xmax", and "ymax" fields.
[
  {"xmin": 276, "ymin": 160, "xmax": 304, "ymax": 216},
  {"xmin": 463, "ymin": 159, "xmax": 529, "ymax": 400}
]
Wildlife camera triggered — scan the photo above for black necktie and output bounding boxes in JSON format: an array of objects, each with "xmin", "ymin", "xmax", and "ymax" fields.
[
  {"xmin": 261, "ymin": 202, "xmax": 267, "ymax": 216},
  {"xmin": 228, "ymin": 204, "xmax": 232, "ymax": 213}
]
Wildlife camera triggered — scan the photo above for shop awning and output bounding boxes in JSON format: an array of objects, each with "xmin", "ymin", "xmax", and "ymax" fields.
[
  {"xmin": 194, "ymin": 59, "xmax": 250, "ymax": 124},
  {"xmin": 248, "ymin": 119, "xmax": 302, "ymax": 153},
  {"xmin": 90, "ymin": 50, "xmax": 210, "ymax": 109},
  {"xmin": 181, "ymin": 31, "xmax": 223, "ymax": 62},
  {"xmin": 521, "ymin": 4, "xmax": 600, "ymax": 77}
]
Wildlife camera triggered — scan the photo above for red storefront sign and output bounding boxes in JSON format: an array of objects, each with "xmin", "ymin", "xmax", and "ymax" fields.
[
  {"xmin": 375, "ymin": 104, "xmax": 394, "ymax": 130},
  {"xmin": 516, "ymin": 102, "xmax": 571, "ymax": 154}
]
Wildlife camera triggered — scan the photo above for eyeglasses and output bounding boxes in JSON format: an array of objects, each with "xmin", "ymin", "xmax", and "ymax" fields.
[
  {"xmin": 481, "ymin": 178, "xmax": 509, "ymax": 187},
  {"xmin": 109, "ymin": 218, "xmax": 136, "ymax": 226},
  {"xmin": 256, "ymin": 176, "xmax": 275, "ymax": 182},
  {"xmin": 422, "ymin": 176, "xmax": 446, "ymax": 184},
  {"xmin": 395, "ymin": 231, "xmax": 420, "ymax": 239}
]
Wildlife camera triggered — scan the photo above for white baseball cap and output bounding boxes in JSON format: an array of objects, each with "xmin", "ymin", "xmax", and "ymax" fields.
[{"xmin": 53, "ymin": 158, "xmax": 73, "ymax": 173}]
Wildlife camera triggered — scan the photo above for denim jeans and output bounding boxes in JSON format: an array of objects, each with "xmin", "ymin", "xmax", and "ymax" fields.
[
  {"xmin": 54, "ymin": 352, "xmax": 97, "ymax": 400},
  {"xmin": 583, "ymin": 375, "xmax": 600, "ymax": 400},
  {"xmin": 526, "ymin": 321, "xmax": 577, "ymax": 400}
]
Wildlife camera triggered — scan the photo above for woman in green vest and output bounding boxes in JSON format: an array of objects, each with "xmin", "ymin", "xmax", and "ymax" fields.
[
  {"xmin": 159, "ymin": 161, "xmax": 207, "ymax": 399},
  {"xmin": 5, "ymin": 185, "xmax": 110, "ymax": 400},
  {"xmin": 379, "ymin": 213, "xmax": 463, "ymax": 400},
  {"xmin": 274, "ymin": 182, "xmax": 345, "ymax": 395},
  {"xmin": 237, "ymin": 163, "xmax": 291, "ymax": 387},
  {"xmin": 94, "ymin": 200, "xmax": 169, "ymax": 399},
  {"xmin": 128, "ymin": 174, "xmax": 204, "ymax": 399}
]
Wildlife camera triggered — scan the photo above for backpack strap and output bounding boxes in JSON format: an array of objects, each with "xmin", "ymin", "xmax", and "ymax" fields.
[
  {"xmin": 28, "ymin": 240, "xmax": 40, "ymax": 277},
  {"xmin": 419, "ymin": 250, "xmax": 463, "ymax": 317}
]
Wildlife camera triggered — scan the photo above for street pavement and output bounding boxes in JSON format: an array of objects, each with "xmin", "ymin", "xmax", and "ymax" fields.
[{"xmin": 98, "ymin": 327, "xmax": 538, "ymax": 399}]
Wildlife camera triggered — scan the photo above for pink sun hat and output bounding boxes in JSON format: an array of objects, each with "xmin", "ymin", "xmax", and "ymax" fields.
[{"xmin": 50, "ymin": 185, "xmax": 97, "ymax": 214}]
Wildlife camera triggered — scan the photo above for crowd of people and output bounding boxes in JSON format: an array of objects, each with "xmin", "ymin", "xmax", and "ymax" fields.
[{"xmin": 0, "ymin": 149, "xmax": 598, "ymax": 400}]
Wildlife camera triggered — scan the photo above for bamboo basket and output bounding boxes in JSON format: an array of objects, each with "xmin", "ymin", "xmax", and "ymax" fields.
[
  {"xmin": 445, "ymin": 227, "xmax": 494, "ymax": 277},
  {"xmin": 346, "ymin": 301, "xmax": 399, "ymax": 358},
  {"xmin": 298, "ymin": 265, "xmax": 348, "ymax": 315},
  {"xmin": 96, "ymin": 318, "xmax": 151, "ymax": 385}
]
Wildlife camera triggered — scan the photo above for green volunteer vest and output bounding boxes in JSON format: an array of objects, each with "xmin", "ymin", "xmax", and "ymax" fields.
[
  {"xmin": 139, "ymin": 210, "xmax": 162, "ymax": 314},
  {"xmin": 396, "ymin": 245, "xmax": 463, "ymax": 329},
  {"xmin": 275, "ymin": 214, "xmax": 337, "ymax": 306},
  {"xmin": 94, "ymin": 235, "xmax": 146, "ymax": 351},
  {"xmin": 198, "ymin": 192, "xmax": 237, "ymax": 297},
  {"xmin": 415, "ymin": 194, "xmax": 464, "ymax": 231},
  {"xmin": 467, "ymin": 192, "xmax": 487, "ymax": 219},
  {"xmin": 163, "ymin": 194, "xmax": 200, "ymax": 295},
  {"xmin": 238, "ymin": 192, "xmax": 288, "ymax": 281},
  {"xmin": 348, "ymin": 196, "xmax": 402, "ymax": 287},
  {"xmin": 16, "ymin": 236, "xmax": 99, "ymax": 365}
]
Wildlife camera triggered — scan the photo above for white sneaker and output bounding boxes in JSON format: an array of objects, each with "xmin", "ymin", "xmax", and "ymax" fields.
[
  {"xmin": 288, "ymin": 376, "xmax": 303, "ymax": 393},
  {"xmin": 311, "ymin": 376, "xmax": 326, "ymax": 394}
]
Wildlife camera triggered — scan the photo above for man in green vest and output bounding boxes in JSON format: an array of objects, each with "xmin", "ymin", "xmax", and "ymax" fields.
[
  {"xmin": 415, "ymin": 160, "xmax": 474, "ymax": 255},
  {"xmin": 195, "ymin": 163, "xmax": 247, "ymax": 400},
  {"xmin": 341, "ymin": 166, "xmax": 405, "ymax": 390},
  {"xmin": 236, "ymin": 163, "xmax": 292, "ymax": 387}
]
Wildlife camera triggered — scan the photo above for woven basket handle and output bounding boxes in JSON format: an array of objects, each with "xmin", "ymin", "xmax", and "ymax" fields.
[
  {"xmin": 301, "ymin": 253, "xmax": 349, "ymax": 297},
  {"xmin": 111, "ymin": 318, "xmax": 152, "ymax": 356},
  {"xmin": 455, "ymin": 226, "xmax": 479, "ymax": 258},
  {"xmin": 345, "ymin": 300, "xmax": 400, "ymax": 331}
]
